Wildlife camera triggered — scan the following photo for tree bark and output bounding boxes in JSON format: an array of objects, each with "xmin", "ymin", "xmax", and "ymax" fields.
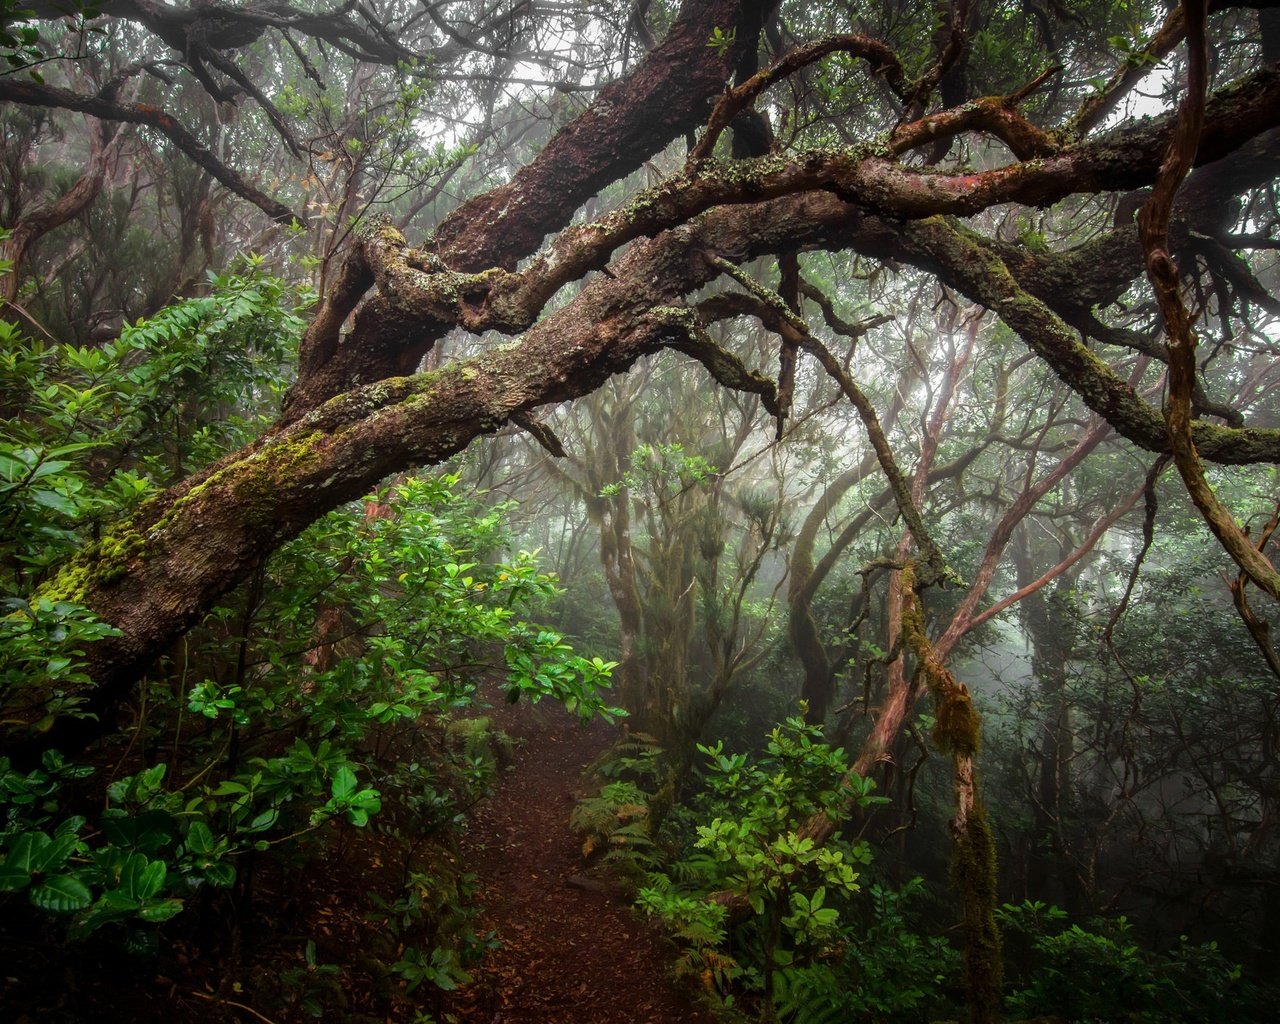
[
  {"xmin": 1, "ymin": 118, "xmax": 116, "ymax": 304},
  {"xmin": 7, "ymin": 10, "xmax": 1280, "ymax": 750}
]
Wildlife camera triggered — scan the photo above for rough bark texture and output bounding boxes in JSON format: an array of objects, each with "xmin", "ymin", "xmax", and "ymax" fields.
[
  {"xmin": 8, "ymin": 0, "xmax": 1280, "ymax": 824},
  {"xmin": 900, "ymin": 564, "xmax": 1003, "ymax": 1024},
  {"xmin": 282, "ymin": 0, "xmax": 757, "ymax": 414}
]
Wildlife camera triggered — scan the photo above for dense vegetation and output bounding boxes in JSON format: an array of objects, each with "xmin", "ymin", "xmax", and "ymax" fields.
[{"xmin": 2, "ymin": 1, "xmax": 1279, "ymax": 1022}]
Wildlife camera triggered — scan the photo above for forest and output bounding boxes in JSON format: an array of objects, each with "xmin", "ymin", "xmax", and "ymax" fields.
[{"xmin": 2, "ymin": 1, "xmax": 1279, "ymax": 1022}]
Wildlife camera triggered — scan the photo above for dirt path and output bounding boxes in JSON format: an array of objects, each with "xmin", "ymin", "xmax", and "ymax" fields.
[{"xmin": 444, "ymin": 700, "xmax": 715, "ymax": 1024}]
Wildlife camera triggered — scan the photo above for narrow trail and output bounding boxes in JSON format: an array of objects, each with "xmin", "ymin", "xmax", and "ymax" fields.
[{"xmin": 444, "ymin": 699, "xmax": 715, "ymax": 1024}]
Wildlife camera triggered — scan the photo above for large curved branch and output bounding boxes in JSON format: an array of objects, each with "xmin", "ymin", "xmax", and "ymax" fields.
[
  {"xmin": 14, "ymin": 55, "xmax": 1280, "ymax": 736},
  {"xmin": 18, "ymin": 192, "xmax": 867, "ymax": 731},
  {"xmin": 299, "ymin": 98, "xmax": 1280, "ymax": 453},
  {"xmin": 287, "ymin": 60, "xmax": 1280, "ymax": 421},
  {"xmin": 889, "ymin": 74, "xmax": 1060, "ymax": 161},
  {"xmin": 902, "ymin": 216, "xmax": 1280, "ymax": 465},
  {"xmin": 431, "ymin": 0, "xmax": 757, "ymax": 272},
  {"xmin": 14, "ymin": 0, "xmax": 427, "ymax": 66},
  {"xmin": 1138, "ymin": 0, "xmax": 1280, "ymax": 600},
  {"xmin": 285, "ymin": 0, "xmax": 764, "ymax": 412},
  {"xmin": 295, "ymin": 62, "xmax": 1280, "ymax": 384}
]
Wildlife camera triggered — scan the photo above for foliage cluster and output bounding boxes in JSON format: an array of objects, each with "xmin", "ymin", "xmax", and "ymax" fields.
[
  {"xmin": 0, "ymin": 274, "xmax": 619, "ymax": 1019},
  {"xmin": 998, "ymin": 900, "xmax": 1266, "ymax": 1023},
  {"xmin": 622, "ymin": 718, "xmax": 960, "ymax": 1023}
]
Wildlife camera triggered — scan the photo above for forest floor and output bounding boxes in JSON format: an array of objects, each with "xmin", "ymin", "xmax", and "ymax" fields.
[
  {"xmin": 441, "ymin": 695, "xmax": 716, "ymax": 1024},
  {"xmin": 0, "ymin": 694, "xmax": 714, "ymax": 1024}
]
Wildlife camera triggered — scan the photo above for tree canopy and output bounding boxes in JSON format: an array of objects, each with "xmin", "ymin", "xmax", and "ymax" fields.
[
  {"xmin": 3, "ymin": 2, "xmax": 1280, "ymax": 1020},
  {"xmin": 1, "ymin": 0, "xmax": 1274, "ymax": 717}
]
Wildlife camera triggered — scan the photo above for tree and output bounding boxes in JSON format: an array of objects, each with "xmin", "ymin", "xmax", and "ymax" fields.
[
  {"xmin": 6, "ymin": 1, "xmax": 1280, "ymax": 1018},
  {"xmin": 2, "ymin": 0, "xmax": 1273, "ymax": 723}
]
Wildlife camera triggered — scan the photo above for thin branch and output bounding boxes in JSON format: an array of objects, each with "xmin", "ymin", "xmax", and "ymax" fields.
[
  {"xmin": 511, "ymin": 411, "xmax": 568, "ymax": 458},
  {"xmin": 897, "ymin": 0, "xmax": 970, "ymax": 125},
  {"xmin": 966, "ymin": 480, "xmax": 1148, "ymax": 633},
  {"xmin": 1226, "ymin": 504, "xmax": 1280, "ymax": 681},
  {"xmin": 704, "ymin": 255, "xmax": 950, "ymax": 585},
  {"xmin": 648, "ymin": 305, "xmax": 780, "ymax": 417},
  {"xmin": 0, "ymin": 78, "xmax": 298, "ymax": 223},
  {"xmin": 687, "ymin": 32, "xmax": 906, "ymax": 163},
  {"xmin": 1063, "ymin": 4, "xmax": 1187, "ymax": 140},
  {"xmin": 1102, "ymin": 454, "xmax": 1172, "ymax": 647}
]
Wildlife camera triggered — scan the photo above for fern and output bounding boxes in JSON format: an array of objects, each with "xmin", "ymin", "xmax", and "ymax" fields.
[
  {"xmin": 668, "ymin": 850, "xmax": 720, "ymax": 883},
  {"xmin": 636, "ymin": 883, "xmax": 728, "ymax": 948},
  {"xmin": 590, "ymin": 731, "xmax": 664, "ymax": 781},
  {"xmin": 601, "ymin": 821, "xmax": 662, "ymax": 870},
  {"xmin": 569, "ymin": 782, "xmax": 646, "ymax": 838},
  {"xmin": 572, "ymin": 737, "xmax": 664, "ymax": 868},
  {"xmin": 773, "ymin": 965, "xmax": 848, "ymax": 1024}
]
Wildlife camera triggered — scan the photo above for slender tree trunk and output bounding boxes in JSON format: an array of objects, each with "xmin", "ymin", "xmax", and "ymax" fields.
[
  {"xmin": 1014, "ymin": 532, "xmax": 1080, "ymax": 912},
  {"xmin": 1, "ymin": 118, "xmax": 116, "ymax": 303}
]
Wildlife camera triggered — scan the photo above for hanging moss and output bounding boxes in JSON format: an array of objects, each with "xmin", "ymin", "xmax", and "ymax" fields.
[
  {"xmin": 934, "ymin": 687, "xmax": 982, "ymax": 757},
  {"xmin": 898, "ymin": 562, "xmax": 1003, "ymax": 1022},
  {"xmin": 899, "ymin": 562, "xmax": 981, "ymax": 757},
  {"xmin": 954, "ymin": 796, "xmax": 1004, "ymax": 1024}
]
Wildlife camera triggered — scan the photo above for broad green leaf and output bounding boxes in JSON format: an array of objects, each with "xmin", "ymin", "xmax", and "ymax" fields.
[
  {"xmin": 185, "ymin": 821, "xmax": 215, "ymax": 855},
  {"xmin": 30, "ymin": 489, "xmax": 79, "ymax": 516},
  {"xmin": 136, "ymin": 859, "xmax": 167, "ymax": 900},
  {"xmin": 330, "ymin": 766, "xmax": 357, "ymax": 801},
  {"xmin": 118, "ymin": 853, "xmax": 143, "ymax": 897},
  {"xmin": 29, "ymin": 875, "xmax": 93, "ymax": 912},
  {"xmin": 2, "ymin": 831, "xmax": 46, "ymax": 873},
  {"xmin": 137, "ymin": 898, "xmax": 183, "ymax": 923},
  {"xmin": 203, "ymin": 862, "xmax": 236, "ymax": 887},
  {"xmin": 27, "ymin": 459, "xmax": 73, "ymax": 481},
  {"xmin": 31, "ymin": 833, "xmax": 76, "ymax": 873}
]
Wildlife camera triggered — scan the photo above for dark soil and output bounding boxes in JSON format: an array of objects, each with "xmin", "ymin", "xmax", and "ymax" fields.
[{"xmin": 443, "ymin": 698, "xmax": 716, "ymax": 1024}]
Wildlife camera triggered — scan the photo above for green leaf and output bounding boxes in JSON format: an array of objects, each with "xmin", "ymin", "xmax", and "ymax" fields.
[
  {"xmin": 33, "ymin": 833, "xmax": 75, "ymax": 871},
  {"xmin": 185, "ymin": 820, "xmax": 215, "ymax": 855},
  {"xmin": 331, "ymin": 765, "xmax": 357, "ymax": 801},
  {"xmin": 137, "ymin": 898, "xmax": 184, "ymax": 923},
  {"xmin": 98, "ymin": 890, "xmax": 140, "ymax": 914},
  {"xmin": 119, "ymin": 852, "xmax": 166, "ymax": 900},
  {"xmin": 29, "ymin": 489, "xmax": 79, "ymax": 516},
  {"xmin": 203, "ymin": 861, "xmax": 236, "ymax": 887},
  {"xmin": 2, "ymin": 832, "xmax": 45, "ymax": 875},
  {"xmin": 137, "ymin": 858, "xmax": 167, "ymax": 900},
  {"xmin": 27, "ymin": 458, "xmax": 73, "ymax": 481},
  {"xmin": 29, "ymin": 874, "xmax": 93, "ymax": 912}
]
